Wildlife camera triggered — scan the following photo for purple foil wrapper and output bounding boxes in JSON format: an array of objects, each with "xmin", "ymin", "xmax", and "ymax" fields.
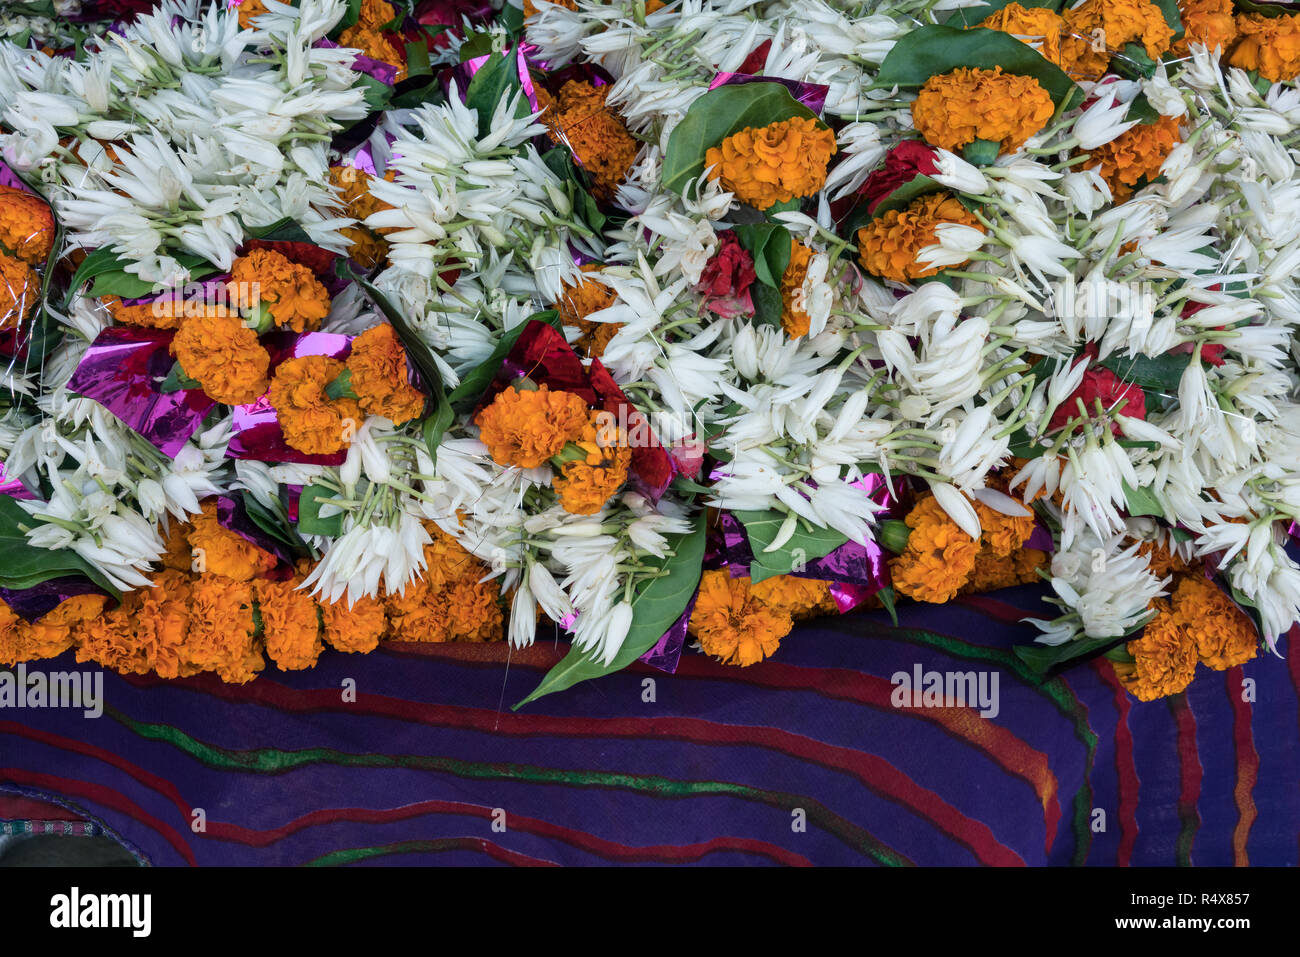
[
  {"xmin": 67, "ymin": 327, "xmax": 216, "ymax": 457},
  {"xmin": 638, "ymin": 593, "xmax": 696, "ymax": 674},
  {"xmin": 214, "ymin": 495, "xmax": 296, "ymax": 576},
  {"xmin": 0, "ymin": 161, "xmax": 33, "ymax": 193},
  {"xmin": 1025, "ymin": 519, "xmax": 1055, "ymax": 553},
  {"xmin": 0, "ymin": 463, "xmax": 35, "ymax": 500},
  {"xmin": 225, "ymin": 331, "xmax": 353, "ymax": 466},
  {"xmin": 717, "ymin": 510, "xmax": 890, "ymax": 592},
  {"xmin": 707, "ymin": 73, "xmax": 830, "ymax": 116},
  {"xmin": 0, "ymin": 576, "xmax": 112, "ymax": 624}
]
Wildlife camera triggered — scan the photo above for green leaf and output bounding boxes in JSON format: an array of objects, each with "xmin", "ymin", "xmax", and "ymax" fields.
[
  {"xmin": 158, "ymin": 362, "xmax": 202, "ymax": 394},
  {"xmin": 242, "ymin": 216, "xmax": 316, "ymax": 244},
  {"xmin": 1125, "ymin": 92, "xmax": 1162, "ymax": 125},
  {"xmin": 1150, "ymin": 0, "xmax": 1185, "ymax": 40},
  {"xmin": 751, "ymin": 283, "xmax": 784, "ymax": 326},
  {"xmin": 1122, "ymin": 481, "xmax": 1166, "ymax": 518},
  {"xmin": 1099, "ymin": 351, "xmax": 1189, "ymax": 393},
  {"xmin": 877, "ymin": 585, "xmax": 899, "ymax": 627},
  {"xmin": 962, "ymin": 138, "xmax": 1001, "ymax": 166},
  {"xmin": 355, "ymin": 73, "xmax": 393, "ymax": 113},
  {"xmin": 458, "ymin": 30, "xmax": 498, "ymax": 61},
  {"xmin": 464, "ymin": 50, "xmax": 528, "ymax": 139},
  {"xmin": 876, "ymin": 25, "xmax": 1083, "ymax": 113},
  {"xmin": 296, "ymin": 483, "xmax": 345, "ymax": 537},
  {"xmin": 1015, "ymin": 630, "xmax": 1136, "ymax": 676},
  {"xmin": 241, "ymin": 492, "xmax": 309, "ymax": 558},
  {"xmin": 501, "ymin": 2, "xmax": 525, "ymax": 35},
  {"xmin": 337, "ymin": 0, "xmax": 363, "ymax": 31},
  {"xmin": 420, "ymin": 393, "xmax": 456, "ymax": 462},
  {"xmin": 0, "ymin": 496, "xmax": 121, "ymax": 601},
  {"xmin": 733, "ymin": 508, "xmax": 847, "ymax": 583},
  {"xmin": 514, "ymin": 514, "xmax": 707, "ymax": 708},
  {"xmin": 447, "ymin": 313, "xmax": 564, "ymax": 413},
  {"xmin": 661, "ymin": 82, "xmax": 820, "ymax": 197},
  {"xmin": 944, "ymin": 0, "xmax": 1064, "ymax": 27},
  {"xmin": 404, "ymin": 40, "xmax": 432, "ymax": 79},
  {"xmin": 324, "ymin": 368, "xmax": 357, "ymax": 400},
  {"xmin": 732, "ymin": 223, "xmax": 791, "ymax": 288}
]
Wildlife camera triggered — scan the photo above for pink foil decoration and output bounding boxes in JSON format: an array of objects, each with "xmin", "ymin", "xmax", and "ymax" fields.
[
  {"xmin": 444, "ymin": 44, "xmax": 539, "ymax": 113},
  {"xmin": 317, "ymin": 38, "xmax": 401, "ymax": 86},
  {"xmin": 0, "ymin": 463, "xmax": 35, "ymax": 500},
  {"xmin": 707, "ymin": 73, "xmax": 829, "ymax": 116},
  {"xmin": 226, "ymin": 331, "xmax": 353, "ymax": 466},
  {"xmin": 639, "ymin": 593, "xmax": 695, "ymax": 673},
  {"xmin": 67, "ymin": 327, "xmax": 216, "ymax": 457}
]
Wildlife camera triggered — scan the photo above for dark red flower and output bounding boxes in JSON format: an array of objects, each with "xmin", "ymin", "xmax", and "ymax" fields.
[
  {"xmin": 859, "ymin": 141, "xmax": 940, "ymax": 213},
  {"xmin": 1048, "ymin": 361, "xmax": 1147, "ymax": 433},
  {"xmin": 697, "ymin": 230, "xmax": 757, "ymax": 318},
  {"xmin": 738, "ymin": 40, "xmax": 773, "ymax": 76}
]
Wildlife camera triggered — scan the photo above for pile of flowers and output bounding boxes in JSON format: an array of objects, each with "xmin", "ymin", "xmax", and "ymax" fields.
[{"xmin": 0, "ymin": 0, "xmax": 1297, "ymax": 706}]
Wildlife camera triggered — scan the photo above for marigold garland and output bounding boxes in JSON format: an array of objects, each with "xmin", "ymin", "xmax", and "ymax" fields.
[
  {"xmin": 1082, "ymin": 114, "xmax": 1181, "ymax": 201},
  {"xmin": 0, "ymin": 252, "xmax": 37, "ymax": 331},
  {"xmin": 1061, "ymin": 0, "xmax": 1175, "ymax": 80},
  {"xmin": 228, "ymin": 248, "xmax": 331, "ymax": 333},
  {"xmin": 345, "ymin": 322, "xmax": 426, "ymax": 424},
  {"xmin": 688, "ymin": 569, "xmax": 793, "ymax": 667},
  {"xmin": 1229, "ymin": 13, "xmax": 1300, "ymax": 83},
  {"xmin": 538, "ymin": 80, "xmax": 639, "ymax": 200},
  {"xmin": 0, "ymin": 185, "xmax": 55, "ymax": 264}
]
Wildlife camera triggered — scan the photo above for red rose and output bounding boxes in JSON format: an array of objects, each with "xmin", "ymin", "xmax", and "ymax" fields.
[
  {"xmin": 860, "ymin": 141, "xmax": 940, "ymax": 213},
  {"xmin": 737, "ymin": 40, "xmax": 773, "ymax": 76},
  {"xmin": 697, "ymin": 230, "xmax": 757, "ymax": 318},
  {"xmin": 1048, "ymin": 362, "xmax": 1147, "ymax": 433}
]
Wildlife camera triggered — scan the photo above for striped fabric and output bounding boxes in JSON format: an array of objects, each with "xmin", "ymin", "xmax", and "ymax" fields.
[{"xmin": 1, "ymin": 583, "xmax": 1296, "ymax": 865}]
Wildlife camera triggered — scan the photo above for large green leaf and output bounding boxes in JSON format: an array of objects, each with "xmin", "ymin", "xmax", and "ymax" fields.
[
  {"xmin": 72, "ymin": 249, "xmax": 220, "ymax": 302},
  {"xmin": 464, "ymin": 49, "xmax": 528, "ymax": 139},
  {"xmin": 514, "ymin": 514, "xmax": 706, "ymax": 708},
  {"xmin": 1099, "ymin": 352, "xmax": 1190, "ymax": 393},
  {"xmin": 876, "ymin": 25, "xmax": 1083, "ymax": 112},
  {"xmin": 0, "ymin": 496, "xmax": 121, "ymax": 600},
  {"xmin": 734, "ymin": 508, "xmax": 847, "ymax": 583},
  {"xmin": 296, "ymin": 483, "xmax": 344, "ymax": 537},
  {"xmin": 661, "ymin": 83, "xmax": 820, "ymax": 197},
  {"xmin": 1122, "ymin": 481, "xmax": 1166, "ymax": 519}
]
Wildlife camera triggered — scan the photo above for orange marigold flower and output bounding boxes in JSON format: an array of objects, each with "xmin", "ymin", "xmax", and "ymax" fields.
[
  {"xmin": 385, "ymin": 578, "xmax": 454, "ymax": 642},
  {"xmin": 422, "ymin": 524, "xmax": 482, "ymax": 590},
  {"xmin": 103, "ymin": 294, "xmax": 233, "ymax": 331},
  {"xmin": 170, "ymin": 314, "xmax": 271, "ymax": 406},
  {"xmin": 553, "ymin": 416, "xmax": 632, "ymax": 515},
  {"xmin": 235, "ymin": 0, "xmax": 270, "ymax": 28},
  {"xmin": 1168, "ymin": 574, "xmax": 1257, "ymax": 671},
  {"xmin": 0, "ymin": 252, "xmax": 37, "ymax": 332},
  {"xmin": 688, "ymin": 569, "xmax": 794, "ymax": 667},
  {"xmin": 1061, "ymin": 0, "xmax": 1175, "ymax": 80},
  {"xmin": 134, "ymin": 569, "xmax": 198, "ymax": 680},
  {"xmin": 705, "ymin": 116, "xmax": 837, "ymax": 211},
  {"xmin": 160, "ymin": 519, "xmax": 195, "ymax": 571},
  {"xmin": 444, "ymin": 578, "xmax": 505, "ymax": 642},
  {"xmin": 524, "ymin": 0, "xmax": 577, "ymax": 18},
  {"xmin": 269, "ymin": 355, "xmax": 363, "ymax": 456},
  {"xmin": 0, "ymin": 603, "xmax": 25, "ymax": 667},
  {"xmin": 1119, "ymin": 598, "xmax": 1196, "ymax": 701},
  {"xmin": 330, "ymin": 165, "xmax": 393, "ymax": 269},
  {"xmin": 74, "ymin": 600, "xmax": 151, "ymax": 675},
  {"xmin": 2, "ymin": 594, "xmax": 107, "ymax": 665},
  {"xmin": 228, "ymin": 248, "xmax": 331, "ymax": 333},
  {"xmin": 1173, "ymin": 0, "xmax": 1238, "ymax": 54},
  {"xmin": 780, "ymin": 240, "xmax": 814, "ymax": 339},
  {"xmin": 554, "ymin": 264, "xmax": 621, "ymax": 358},
  {"xmin": 339, "ymin": 5, "xmax": 407, "ymax": 82},
  {"xmin": 186, "ymin": 576, "xmax": 263, "ymax": 684},
  {"xmin": 345, "ymin": 323, "xmax": 426, "ymax": 424},
  {"xmin": 255, "ymin": 571, "xmax": 323, "ymax": 671},
  {"xmin": 188, "ymin": 500, "xmax": 279, "ymax": 582},
  {"xmin": 320, "ymin": 592, "xmax": 388, "ymax": 654},
  {"xmin": 0, "ymin": 185, "xmax": 55, "ymax": 264},
  {"xmin": 974, "ymin": 498, "xmax": 1036, "ymax": 558},
  {"xmin": 978, "ymin": 3, "xmax": 1069, "ymax": 66},
  {"xmin": 1135, "ymin": 537, "xmax": 1194, "ymax": 579},
  {"xmin": 856, "ymin": 193, "xmax": 983, "ymax": 283},
  {"xmin": 890, "ymin": 493, "xmax": 980, "ymax": 603},
  {"xmin": 540, "ymin": 80, "xmax": 639, "ymax": 200},
  {"xmin": 1229, "ymin": 13, "xmax": 1300, "ymax": 82},
  {"xmin": 750, "ymin": 575, "xmax": 835, "ymax": 620},
  {"xmin": 1081, "ymin": 114, "xmax": 1181, "ymax": 201},
  {"xmin": 911, "ymin": 67, "xmax": 1054, "ymax": 155},
  {"xmin": 474, "ymin": 384, "xmax": 591, "ymax": 469}
]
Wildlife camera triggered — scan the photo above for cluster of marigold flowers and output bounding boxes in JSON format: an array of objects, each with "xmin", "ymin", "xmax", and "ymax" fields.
[
  {"xmin": 0, "ymin": 501, "xmax": 506, "ymax": 681},
  {"xmin": 238, "ymin": 0, "xmax": 409, "ymax": 79},
  {"xmin": 106, "ymin": 244, "xmax": 426, "ymax": 455},
  {"xmin": 0, "ymin": 184, "xmax": 55, "ymax": 334},
  {"xmin": 474, "ymin": 382, "xmax": 634, "ymax": 515}
]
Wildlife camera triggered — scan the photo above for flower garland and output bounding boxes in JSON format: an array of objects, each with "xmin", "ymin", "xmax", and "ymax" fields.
[{"xmin": 0, "ymin": 0, "xmax": 1298, "ymax": 707}]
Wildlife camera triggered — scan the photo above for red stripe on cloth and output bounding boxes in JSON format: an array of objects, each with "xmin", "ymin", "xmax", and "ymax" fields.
[
  {"xmin": 1226, "ymin": 668, "xmax": 1258, "ymax": 866},
  {"xmin": 1170, "ymin": 694, "xmax": 1202, "ymax": 864},
  {"xmin": 1093, "ymin": 660, "xmax": 1138, "ymax": 865},
  {"xmin": 128, "ymin": 675, "xmax": 1026, "ymax": 866}
]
